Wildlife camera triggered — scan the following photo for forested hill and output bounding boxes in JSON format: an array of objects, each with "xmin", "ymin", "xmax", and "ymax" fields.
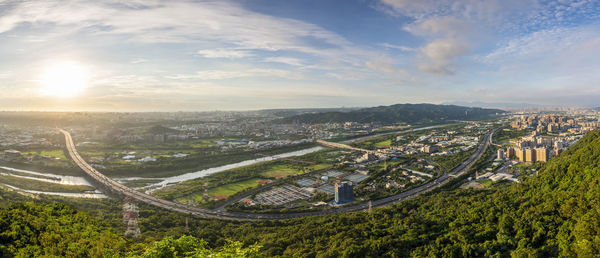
[{"xmin": 277, "ymin": 103, "xmax": 504, "ymax": 124}]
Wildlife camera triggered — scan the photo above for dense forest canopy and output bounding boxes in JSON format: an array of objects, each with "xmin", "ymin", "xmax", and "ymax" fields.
[
  {"xmin": 277, "ymin": 103, "xmax": 504, "ymax": 124},
  {"xmin": 2, "ymin": 130, "xmax": 600, "ymax": 257}
]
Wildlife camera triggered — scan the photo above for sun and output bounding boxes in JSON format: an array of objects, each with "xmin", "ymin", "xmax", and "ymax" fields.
[{"xmin": 40, "ymin": 61, "xmax": 89, "ymax": 97}]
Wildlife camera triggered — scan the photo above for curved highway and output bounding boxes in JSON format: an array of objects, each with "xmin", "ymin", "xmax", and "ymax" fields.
[
  {"xmin": 60, "ymin": 129, "xmax": 250, "ymax": 221},
  {"xmin": 226, "ymin": 127, "xmax": 498, "ymax": 219},
  {"xmin": 61, "ymin": 126, "xmax": 496, "ymax": 220}
]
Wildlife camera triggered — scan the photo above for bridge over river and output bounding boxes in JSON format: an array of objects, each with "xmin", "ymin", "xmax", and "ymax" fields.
[
  {"xmin": 61, "ymin": 129, "xmax": 251, "ymax": 221},
  {"xmin": 60, "ymin": 126, "xmax": 496, "ymax": 221}
]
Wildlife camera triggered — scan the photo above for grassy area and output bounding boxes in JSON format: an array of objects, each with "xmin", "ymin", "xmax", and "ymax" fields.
[
  {"xmin": 259, "ymin": 165, "xmax": 302, "ymax": 179},
  {"xmin": 22, "ymin": 149, "xmax": 68, "ymax": 160},
  {"xmin": 152, "ymin": 149, "xmax": 334, "ymax": 202},
  {"xmin": 0, "ymin": 174, "xmax": 95, "ymax": 193},
  {"xmin": 121, "ymin": 179, "xmax": 163, "ymax": 188},
  {"xmin": 77, "ymin": 142, "xmax": 318, "ymax": 178},
  {"xmin": 494, "ymin": 128, "xmax": 529, "ymax": 144},
  {"xmin": 431, "ymin": 148, "xmax": 477, "ymax": 172},
  {"xmin": 305, "ymin": 163, "xmax": 331, "ymax": 170},
  {"xmin": 374, "ymin": 139, "xmax": 392, "ymax": 148},
  {"xmin": 202, "ymin": 178, "xmax": 262, "ymax": 199},
  {"xmin": 0, "ymin": 158, "xmax": 81, "ymax": 177},
  {"xmin": 478, "ymin": 178, "xmax": 494, "ymax": 188},
  {"xmin": 352, "ymin": 124, "xmax": 464, "ymax": 150},
  {"xmin": 374, "ymin": 125, "xmax": 410, "ymax": 132}
]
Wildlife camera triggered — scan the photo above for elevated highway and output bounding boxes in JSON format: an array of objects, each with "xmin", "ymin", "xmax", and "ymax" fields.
[
  {"xmin": 225, "ymin": 127, "xmax": 499, "ymax": 219},
  {"xmin": 60, "ymin": 129, "xmax": 251, "ymax": 221},
  {"xmin": 61, "ymin": 126, "xmax": 497, "ymax": 221}
]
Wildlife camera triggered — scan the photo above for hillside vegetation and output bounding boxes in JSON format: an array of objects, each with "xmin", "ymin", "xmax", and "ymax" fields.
[{"xmin": 277, "ymin": 103, "xmax": 504, "ymax": 124}]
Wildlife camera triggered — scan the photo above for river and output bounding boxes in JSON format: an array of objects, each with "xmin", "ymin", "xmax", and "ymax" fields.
[
  {"xmin": 143, "ymin": 146, "xmax": 324, "ymax": 192},
  {"xmin": 142, "ymin": 124, "xmax": 448, "ymax": 193},
  {"xmin": 0, "ymin": 124, "xmax": 449, "ymax": 197},
  {"xmin": 0, "ymin": 166, "xmax": 94, "ymax": 186},
  {"xmin": 1, "ymin": 184, "xmax": 107, "ymax": 198}
]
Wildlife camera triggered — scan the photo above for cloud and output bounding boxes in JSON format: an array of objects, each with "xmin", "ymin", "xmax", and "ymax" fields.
[
  {"xmin": 378, "ymin": 0, "xmax": 539, "ymax": 25},
  {"xmin": 165, "ymin": 68, "xmax": 301, "ymax": 80},
  {"xmin": 130, "ymin": 58, "xmax": 148, "ymax": 64},
  {"xmin": 405, "ymin": 16, "xmax": 472, "ymax": 37},
  {"xmin": 379, "ymin": 43, "xmax": 415, "ymax": 52},
  {"xmin": 0, "ymin": 0, "xmax": 392, "ymax": 83},
  {"xmin": 326, "ymin": 72, "xmax": 367, "ymax": 81},
  {"xmin": 584, "ymin": 37, "xmax": 600, "ymax": 48},
  {"xmin": 0, "ymin": 1, "xmax": 359, "ymax": 62},
  {"xmin": 484, "ymin": 25, "xmax": 600, "ymax": 62},
  {"xmin": 376, "ymin": 0, "xmax": 600, "ymax": 75},
  {"xmin": 197, "ymin": 48, "xmax": 254, "ymax": 59},
  {"xmin": 377, "ymin": 0, "xmax": 447, "ymax": 19},
  {"xmin": 404, "ymin": 16, "xmax": 473, "ymax": 74},
  {"xmin": 417, "ymin": 37, "xmax": 470, "ymax": 74},
  {"xmin": 376, "ymin": 2, "xmax": 480, "ymax": 75},
  {"xmin": 0, "ymin": 71, "xmax": 12, "ymax": 79},
  {"xmin": 365, "ymin": 58, "xmax": 409, "ymax": 77},
  {"xmin": 263, "ymin": 57, "xmax": 304, "ymax": 66}
]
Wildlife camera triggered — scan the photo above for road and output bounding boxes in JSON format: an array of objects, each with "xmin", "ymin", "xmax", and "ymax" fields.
[
  {"xmin": 342, "ymin": 124, "xmax": 451, "ymax": 144},
  {"xmin": 60, "ymin": 129, "xmax": 251, "ymax": 221},
  {"xmin": 61, "ymin": 126, "xmax": 496, "ymax": 221},
  {"xmin": 224, "ymin": 127, "xmax": 498, "ymax": 219}
]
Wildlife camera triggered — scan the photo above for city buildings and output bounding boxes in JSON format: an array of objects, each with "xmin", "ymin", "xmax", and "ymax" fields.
[
  {"xmin": 535, "ymin": 147, "xmax": 548, "ymax": 162},
  {"xmin": 497, "ymin": 149, "xmax": 505, "ymax": 160},
  {"xmin": 335, "ymin": 182, "xmax": 353, "ymax": 204},
  {"xmin": 504, "ymin": 113, "xmax": 596, "ymax": 164},
  {"xmin": 525, "ymin": 148, "xmax": 536, "ymax": 163}
]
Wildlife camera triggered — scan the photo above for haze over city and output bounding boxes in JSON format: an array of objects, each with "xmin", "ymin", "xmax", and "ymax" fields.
[
  {"xmin": 4, "ymin": 1, "xmax": 600, "ymax": 257},
  {"xmin": 1, "ymin": 0, "xmax": 599, "ymax": 111}
]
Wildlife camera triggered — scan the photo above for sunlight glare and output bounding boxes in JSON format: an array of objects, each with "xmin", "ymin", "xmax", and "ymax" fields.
[{"xmin": 40, "ymin": 61, "xmax": 89, "ymax": 97}]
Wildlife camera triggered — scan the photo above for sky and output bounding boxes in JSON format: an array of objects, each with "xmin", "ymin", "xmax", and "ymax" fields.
[{"xmin": 0, "ymin": 0, "xmax": 600, "ymax": 111}]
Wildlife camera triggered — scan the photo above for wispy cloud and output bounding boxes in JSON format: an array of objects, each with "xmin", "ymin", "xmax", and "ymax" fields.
[
  {"xmin": 263, "ymin": 57, "xmax": 304, "ymax": 66},
  {"xmin": 165, "ymin": 68, "xmax": 302, "ymax": 80},
  {"xmin": 0, "ymin": 71, "xmax": 12, "ymax": 79},
  {"xmin": 197, "ymin": 48, "xmax": 254, "ymax": 59},
  {"xmin": 130, "ymin": 58, "xmax": 148, "ymax": 64},
  {"xmin": 0, "ymin": 0, "xmax": 391, "ymax": 81},
  {"xmin": 379, "ymin": 43, "xmax": 415, "ymax": 52},
  {"xmin": 0, "ymin": 1, "xmax": 360, "ymax": 62},
  {"xmin": 365, "ymin": 58, "xmax": 409, "ymax": 76},
  {"xmin": 376, "ymin": 0, "xmax": 600, "ymax": 75},
  {"xmin": 326, "ymin": 72, "xmax": 367, "ymax": 81},
  {"xmin": 484, "ymin": 25, "xmax": 600, "ymax": 62}
]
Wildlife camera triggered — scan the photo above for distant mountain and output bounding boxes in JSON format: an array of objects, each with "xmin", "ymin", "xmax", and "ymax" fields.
[
  {"xmin": 443, "ymin": 101, "xmax": 549, "ymax": 110},
  {"xmin": 277, "ymin": 103, "xmax": 505, "ymax": 124},
  {"xmin": 259, "ymin": 107, "xmax": 360, "ymax": 118}
]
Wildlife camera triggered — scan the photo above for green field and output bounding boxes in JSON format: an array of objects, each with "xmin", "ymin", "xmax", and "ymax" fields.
[
  {"xmin": 305, "ymin": 163, "xmax": 330, "ymax": 171},
  {"xmin": 259, "ymin": 165, "xmax": 302, "ymax": 178},
  {"xmin": 151, "ymin": 149, "xmax": 334, "ymax": 202},
  {"xmin": 201, "ymin": 178, "xmax": 262, "ymax": 199},
  {"xmin": 374, "ymin": 139, "xmax": 392, "ymax": 148},
  {"xmin": 24, "ymin": 149, "xmax": 67, "ymax": 160}
]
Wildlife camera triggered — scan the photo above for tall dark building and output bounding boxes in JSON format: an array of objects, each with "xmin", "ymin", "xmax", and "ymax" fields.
[{"xmin": 335, "ymin": 182, "xmax": 353, "ymax": 204}]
